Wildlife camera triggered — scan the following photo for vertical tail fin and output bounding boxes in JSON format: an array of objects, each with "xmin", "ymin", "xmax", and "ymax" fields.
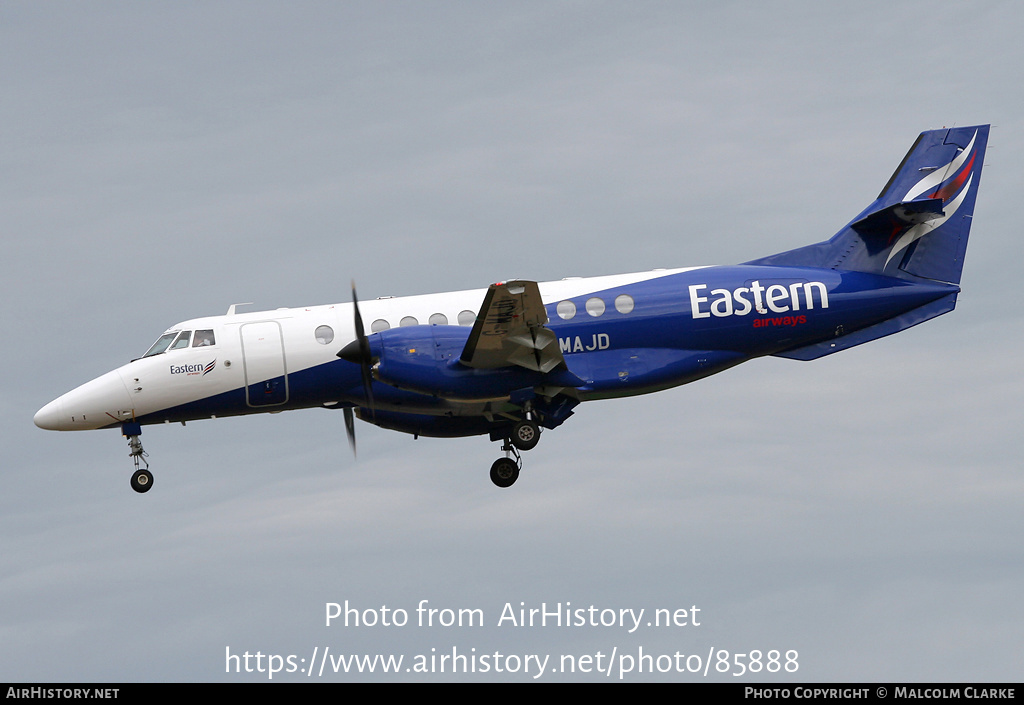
[{"xmin": 749, "ymin": 125, "xmax": 989, "ymax": 284}]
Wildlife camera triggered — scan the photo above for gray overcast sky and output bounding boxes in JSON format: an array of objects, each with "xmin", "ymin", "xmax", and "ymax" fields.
[{"xmin": 2, "ymin": 1, "xmax": 1021, "ymax": 682}]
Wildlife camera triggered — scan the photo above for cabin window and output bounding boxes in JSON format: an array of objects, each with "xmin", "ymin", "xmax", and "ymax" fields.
[
  {"xmin": 371, "ymin": 319, "xmax": 390, "ymax": 332},
  {"xmin": 585, "ymin": 297, "xmax": 605, "ymax": 317},
  {"xmin": 314, "ymin": 325, "xmax": 334, "ymax": 345},
  {"xmin": 193, "ymin": 329, "xmax": 216, "ymax": 347},
  {"xmin": 556, "ymin": 300, "xmax": 576, "ymax": 320},
  {"xmin": 615, "ymin": 294, "xmax": 635, "ymax": 314},
  {"xmin": 400, "ymin": 316, "xmax": 419, "ymax": 327},
  {"xmin": 458, "ymin": 310, "xmax": 476, "ymax": 326},
  {"xmin": 429, "ymin": 313, "xmax": 448, "ymax": 326}
]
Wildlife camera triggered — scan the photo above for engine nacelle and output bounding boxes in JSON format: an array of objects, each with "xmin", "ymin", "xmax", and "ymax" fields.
[{"xmin": 368, "ymin": 325, "xmax": 579, "ymax": 402}]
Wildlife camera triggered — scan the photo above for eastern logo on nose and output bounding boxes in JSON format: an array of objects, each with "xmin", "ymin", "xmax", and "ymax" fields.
[{"xmin": 170, "ymin": 359, "xmax": 217, "ymax": 376}]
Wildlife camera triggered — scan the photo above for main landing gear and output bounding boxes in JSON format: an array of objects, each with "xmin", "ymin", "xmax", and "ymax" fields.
[
  {"xmin": 124, "ymin": 427, "xmax": 153, "ymax": 494},
  {"xmin": 489, "ymin": 419, "xmax": 541, "ymax": 488}
]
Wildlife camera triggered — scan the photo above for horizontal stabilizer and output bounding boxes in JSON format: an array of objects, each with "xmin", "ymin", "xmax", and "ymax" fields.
[{"xmin": 850, "ymin": 198, "xmax": 945, "ymax": 239}]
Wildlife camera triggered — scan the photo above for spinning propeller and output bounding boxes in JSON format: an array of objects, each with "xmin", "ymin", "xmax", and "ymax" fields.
[{"xmin": 337, "ymin": 282, "xmax": 376, "ymax": 455}]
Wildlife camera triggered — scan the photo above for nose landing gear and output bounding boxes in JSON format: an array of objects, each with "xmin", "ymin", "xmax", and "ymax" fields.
[
  {"xmin": 123, "ymin": 423, "xmax": 153, "ymax": 494},
  {"xmin": 131, "ymin": 465, "xmax": 153, "ymax": 493}
]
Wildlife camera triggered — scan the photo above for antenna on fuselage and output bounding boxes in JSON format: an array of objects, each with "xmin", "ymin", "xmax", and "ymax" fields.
[{"xmin": 226, "ymin": 302, "xmax": 253, "ymax": 315}]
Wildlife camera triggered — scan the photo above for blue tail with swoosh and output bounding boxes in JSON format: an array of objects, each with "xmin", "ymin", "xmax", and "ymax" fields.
[{"xmin": 750, "ymin": 125, "xmax": 989, "ymax": 286}]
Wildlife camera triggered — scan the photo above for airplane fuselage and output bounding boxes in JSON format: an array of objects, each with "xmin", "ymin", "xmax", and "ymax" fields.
[{"xmin": 34, "ymin": 264, "xmax": 957, "ymax": 434}]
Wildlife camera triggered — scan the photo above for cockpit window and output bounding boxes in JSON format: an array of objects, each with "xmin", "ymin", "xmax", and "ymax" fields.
[
  {"xmin": 143, "ymin": 332, "xmax": 179, "ymax": 357},
  {"xmin": 170, "ymin": 331, "xmax": 192, "ymax": 350},
  {"xmin": 193, "ymin": 329, "xmax": 215, "ymax": 347}
]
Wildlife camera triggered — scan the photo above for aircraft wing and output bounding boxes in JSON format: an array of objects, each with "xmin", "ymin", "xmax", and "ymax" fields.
[{"xmin": 459, "ymin": 280, "xmax": 566, "ymax": 373}]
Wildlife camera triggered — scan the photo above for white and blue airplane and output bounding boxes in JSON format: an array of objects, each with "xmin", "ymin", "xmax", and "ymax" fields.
[{"xmin": 35, "ymin": 125, "xmax": 989, "ymax": 492}]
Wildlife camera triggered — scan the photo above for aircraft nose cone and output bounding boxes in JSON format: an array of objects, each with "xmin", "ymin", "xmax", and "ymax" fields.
[
  {"xmin": 34, "ymin": 369, "xmax": 135, "ymax": 431},
  {"xmin": 34, "ymin": 398, "xmax": 65, "ymax": 430}
]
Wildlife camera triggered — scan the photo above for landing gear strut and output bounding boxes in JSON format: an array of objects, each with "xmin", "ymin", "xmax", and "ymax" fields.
[{"xmin": 125, "ymin": 431, "xmax": 153, "ymax": 494}]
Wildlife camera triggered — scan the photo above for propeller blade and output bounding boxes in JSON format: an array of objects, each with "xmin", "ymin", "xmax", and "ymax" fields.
[
  {"xmin": 343, "ymin": 406, "xmax": 356, "ymax": 456},
  {"xmin": 351, "ymin": 281, "xmax": 367, "ymax": 354},
  {"xmin": 337, "ymin": 281, "xmax": 376, "ymax": 421}
]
